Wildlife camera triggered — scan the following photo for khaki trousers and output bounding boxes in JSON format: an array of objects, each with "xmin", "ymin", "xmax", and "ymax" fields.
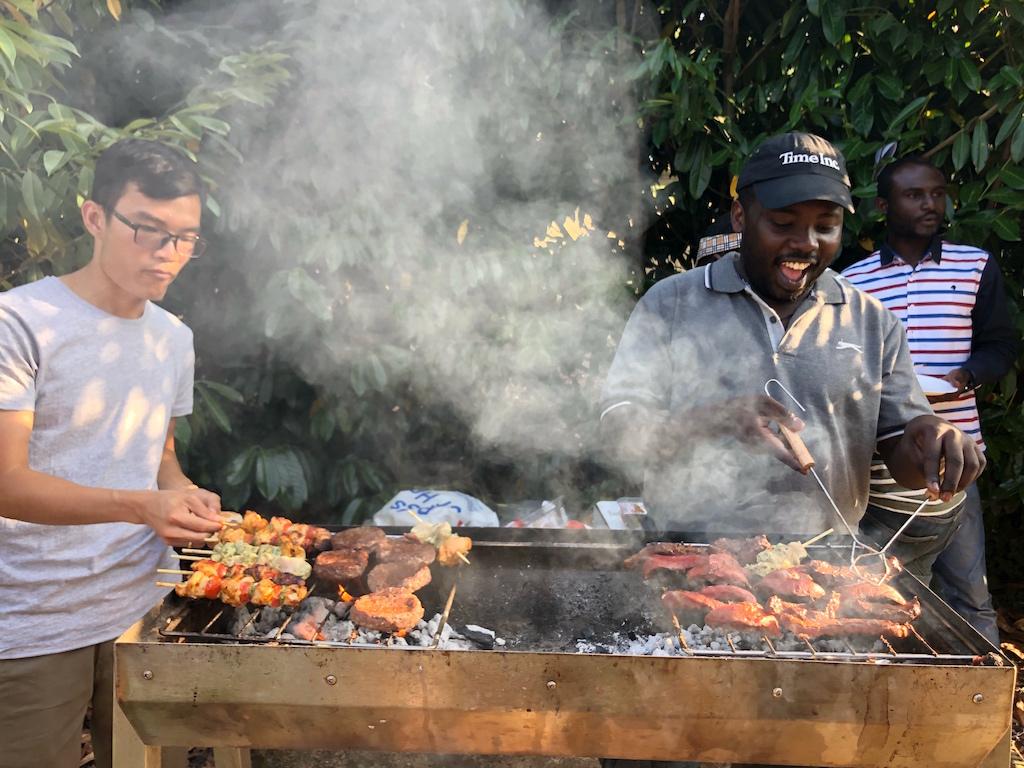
[{"xmin": 0, "ymin": 640, "xmax": 114, "ymax": 768}]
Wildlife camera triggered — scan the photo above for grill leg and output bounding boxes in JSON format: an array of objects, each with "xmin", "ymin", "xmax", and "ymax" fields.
[
  {"xmin": 111, "ymin": 694, "xmax": 187, "ymax": 768},
  {"xmin": 976, "ymin": 725, "xmax": 1011, "ymax": 768},
  {"xmin": 213, "ymin": 748, "xmax": 253, "ymax": 768}
]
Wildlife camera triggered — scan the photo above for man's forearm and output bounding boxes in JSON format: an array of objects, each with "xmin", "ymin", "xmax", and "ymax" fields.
[
  {"xmin": 0, "ymin": 465, "xmax": 148, "ymax": 526},
  {"xmin": 157, "ymin": 458, "xmax": 195, "ymax": 491}
]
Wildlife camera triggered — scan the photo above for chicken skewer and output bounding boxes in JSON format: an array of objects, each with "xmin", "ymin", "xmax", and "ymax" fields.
[{"xmin": 405, "ymin": 510, "xmax": 471, "ymax": 565}]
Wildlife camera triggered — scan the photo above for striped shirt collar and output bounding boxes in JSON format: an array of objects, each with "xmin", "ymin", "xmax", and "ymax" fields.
[
  {"xmin": 704, "ymin": 251, "xmax": 847, "ymax": 305},
  {"xmin": 879, "ymin": 235, "xmax": 944, "ymax": 266}
]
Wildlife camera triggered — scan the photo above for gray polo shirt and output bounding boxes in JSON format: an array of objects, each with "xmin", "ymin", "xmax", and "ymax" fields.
[{"xmin": 600, "ymin": 253, "xmax": 932, "ymax": 535}]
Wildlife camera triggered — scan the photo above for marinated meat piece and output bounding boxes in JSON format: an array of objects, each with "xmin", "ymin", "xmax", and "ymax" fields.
[
  {"xmin": 331, "ymin": 526, "xmax": 386, "ymax": 552},
  {"xmin": 765, "ymin": 593, "xmax": 839, "ymax": 621},
  {"xmin": 704, "ymin": 603, "xmax": 782, "ymax": 638},
  {"xmin": 662, "ymin": 590, "xmax": 723, "ymax": 615},
  {"xmin": 698, "ymin": 585, "xmax": 758, "ymax": 604},
  {"xmin": 623, "ymin": 542, "xmax": 703, "ymax": 571},
  {"xmin": 366, "ymin": 561, "xmax": 432, "ymax": 593},
  {"xmin": 777, "ymin": 612, "xmax": 910, "ymax": 639},
  {"xmin": 754, "ymin": 569, "xmax": 826, "ymax": 602},
  {"xmin": 793, "ymin": 560, "xmax": 861, "ymax": 589},
  {"xmin": 685, "ymin": 560, "xmax": 751, "ymax": 589},
  {"xmin": 838, "ymin": 596, "xmax": 921, "ymax": 624},
  {"xmin": 313, "ymin": 548, "xmax": 369, "ymax": 584},
  {"xmin": 710, "ymin": 535, "xmax": 772, "ymax": 566},
  {"xmin": 838, "ymin": 582, "xmax": 906, "ymax": 605},
  {"xmin": 350, "ymin": 587, "xmax": 425, "ymax": 632},
  {"xmin": 375, "ymin": 537, "xmax": 436, "ymax": 567},
  {"xmin": 438, "ymin": 534, "xmax": 472, "ymax": 566},
  {"xmin": 641, "ymin": 554, "xmax": 706, "ymax": 580}
]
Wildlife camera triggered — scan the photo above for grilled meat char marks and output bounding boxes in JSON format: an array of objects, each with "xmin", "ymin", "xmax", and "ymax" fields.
[
  {"xmin": 366, "ymin": 561, "xmax": 432, "ymax": 593},
  {"xmin": 350, "ymin": 587, "xmax": 425, "ymax": 633}
]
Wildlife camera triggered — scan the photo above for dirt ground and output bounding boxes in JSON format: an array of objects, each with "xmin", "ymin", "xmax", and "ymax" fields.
[{"xmin": 82, "ymin": 608, "xmax": 1024, "ymax": 768}]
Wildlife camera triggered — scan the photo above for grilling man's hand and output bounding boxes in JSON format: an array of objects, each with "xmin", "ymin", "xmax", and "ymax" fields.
[
  {"xmin": 140, "ymin": 489, "xmax": 225, "ymax": 547},
  {"xmin": 879, "ymin": 415, "xmax": 985, "ymax": 502},
  {"xmin": 704, "ymin": 394, "xmax": 808, "ymax": 473}
]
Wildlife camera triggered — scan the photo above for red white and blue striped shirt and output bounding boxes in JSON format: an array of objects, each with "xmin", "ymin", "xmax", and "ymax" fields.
[{"xmin": 842, "ymin": 238, "xmax": 1017, "ymax": 449}]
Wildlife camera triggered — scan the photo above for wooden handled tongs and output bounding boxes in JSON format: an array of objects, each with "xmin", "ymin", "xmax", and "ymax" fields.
[{"xmin": 778, "ymin": 423, "xmax": 815, "ymax": 472}]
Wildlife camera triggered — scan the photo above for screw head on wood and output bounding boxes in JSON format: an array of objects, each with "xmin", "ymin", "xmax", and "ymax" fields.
[
  {"xmin": 973, "ymin": 694, "xmax": 983, "ymax": 704},
  {"xmin": 546, "ymin": 681, "xmax": 556, "ymax": 690},
  {"xmin": 326, "ymin": 675, "xmax": 337, "ymax": 685},
  {"xmin": 772, "ymin": 687, "xmax": 783, "ymax": 698},
  {"xmin": 143, "ymin": 670, "xmax": 153, "ymax": 680}
]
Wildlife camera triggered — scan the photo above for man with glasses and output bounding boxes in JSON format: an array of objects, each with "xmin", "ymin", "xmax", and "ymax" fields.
[{"xmin": 0, "ymin": 139, "xmax": 224, "ymax": 768}]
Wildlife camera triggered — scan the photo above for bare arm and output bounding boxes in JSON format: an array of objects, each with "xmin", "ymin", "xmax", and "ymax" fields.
[
  {"xmin": 0, "ymin": 409, "xmax": 223, "ymax": 544},
  {"xmin": 877, "ymin": 414, "xmax": 986, "ymax": 502}
]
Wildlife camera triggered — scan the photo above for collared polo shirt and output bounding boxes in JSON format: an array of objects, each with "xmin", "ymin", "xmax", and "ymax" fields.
[
  {"xmin": 842, "ymin": 239, "xmax": 994, "ymax": 447},
  {"xmin": 600, "ymin": 253, "xmax": 932, "ymax": 535}
]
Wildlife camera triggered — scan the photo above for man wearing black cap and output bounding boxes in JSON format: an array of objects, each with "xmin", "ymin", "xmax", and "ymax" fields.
[{"xmin": 600, "ymin": 132, "xmax": 983, "ymax": 542}]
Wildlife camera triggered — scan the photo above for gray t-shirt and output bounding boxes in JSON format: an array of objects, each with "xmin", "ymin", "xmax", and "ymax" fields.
[
  {"xmin": 600, "ymin": 255, "xmax": 932, "ymax": 535},
  {"xmin": 0, "ymin": 276, "xmax": 194, "ymax": 658}
]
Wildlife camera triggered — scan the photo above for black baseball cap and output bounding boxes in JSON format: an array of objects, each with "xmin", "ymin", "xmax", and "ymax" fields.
[{"xmin": 737, "ymin": 132, "xmax": 855, "ymax": 213}]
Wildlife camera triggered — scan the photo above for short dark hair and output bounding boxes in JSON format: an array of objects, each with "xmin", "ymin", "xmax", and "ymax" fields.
[
  {"xmin": 876, "ymin": 155, "xmax": 940, "ymax": 201},
  {"xmin": 90, "ymin": 139, "xmax": 206, "ymax": 214}
]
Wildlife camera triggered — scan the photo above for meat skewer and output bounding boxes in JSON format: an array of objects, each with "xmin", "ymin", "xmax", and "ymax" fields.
[{"xmin": 405, "ymin": 511, "xmax": 471, "ymax": 565}]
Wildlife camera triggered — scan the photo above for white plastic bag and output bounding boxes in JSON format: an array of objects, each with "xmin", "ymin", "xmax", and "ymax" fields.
[{"xmin": 372, "ymin": 490, "xmax": 500, "ymax": 528}]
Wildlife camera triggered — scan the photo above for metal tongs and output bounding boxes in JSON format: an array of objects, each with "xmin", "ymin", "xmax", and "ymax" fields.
[{"xmin": 764, "ymin": 379, "xmax": 935, "ymax": 584}]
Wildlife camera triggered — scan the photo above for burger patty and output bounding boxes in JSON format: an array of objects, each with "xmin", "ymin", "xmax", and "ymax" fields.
[
  {"xmin": 350, "ymin": 587, "xmax": 424, "ymax": 632},
  {"xmin": 375, "ymin": 537, "xmax": 436, "ymax": 567},
  {"xmin": 313, "ymin": 548, "xmax": 369, "ymax": 583},
  {"xmin": 331, "ymin": 526, "xmax": 386, "ymax": 552},
  {"xmin": 366, "ymin": 561, "xmax": 432, "ymax": 593}
]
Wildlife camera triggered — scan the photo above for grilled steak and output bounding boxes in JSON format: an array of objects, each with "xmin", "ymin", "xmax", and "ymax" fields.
[
  {"xmin": 709, "ymin": 535, "xmax": 771, "ymax": 566},
  {"xmin": 623, "ymin": 542, "xmax": 703, "ymax": 571},
  {"xmin": 704, "ymin": 603, "xmax": 782, "ymax": 637},
  {"xmin": 754, "ymin": 568, "xmax": 826, "ymax": 602}
]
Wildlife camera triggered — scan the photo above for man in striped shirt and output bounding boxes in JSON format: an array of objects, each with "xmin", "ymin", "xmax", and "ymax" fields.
[{"xmin": 842, "ymin": 156, "xmax": 1017, "ymax": 645}]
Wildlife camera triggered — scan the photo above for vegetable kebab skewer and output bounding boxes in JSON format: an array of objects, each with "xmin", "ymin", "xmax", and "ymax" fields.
[
  {"xmin": 406, "ymin": 511, "xmax": 472, "ymax": 566},
  {"xmin": 208, "ymin": 510, "xmax": 331, "ymax": 554},
  {"xmin": 159, "ymin": 557, "xmax": 310, "ymax": 608}
]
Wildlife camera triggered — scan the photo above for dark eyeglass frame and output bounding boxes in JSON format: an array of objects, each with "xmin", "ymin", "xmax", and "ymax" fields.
[{"xmin": 111, "ymin": 210, "xmax": 207, "ymax": 258}]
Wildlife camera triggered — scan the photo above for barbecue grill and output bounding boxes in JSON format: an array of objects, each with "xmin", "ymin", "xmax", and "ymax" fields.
[{"xmin": 114, "ymin": 528, "xmax": 1015, "ymax": 767}]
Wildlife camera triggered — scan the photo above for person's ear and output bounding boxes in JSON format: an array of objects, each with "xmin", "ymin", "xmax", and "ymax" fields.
[
  {"xmin": 875, "ymin": 197, "xmax": 887, "ymax": 217},
  {"xmin": 81, "ymin": 200, "xmax": 106, "ymax": 239},
  {"xmin": 731, "ymin": 199, "xmax": 745, "ymax": 233}
]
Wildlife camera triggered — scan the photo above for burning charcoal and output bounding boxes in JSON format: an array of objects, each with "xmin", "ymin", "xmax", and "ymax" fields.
[
  {"xmin": 462, "ymin": 624, "xmax": 496, "ymax": 649},
  {"xmin": 579, "ymin": 626, "xmax": 595, "ymax": 640},
  {"xmin": 227, "ymin": 607, "xmax": 255, "ymax": 636}
]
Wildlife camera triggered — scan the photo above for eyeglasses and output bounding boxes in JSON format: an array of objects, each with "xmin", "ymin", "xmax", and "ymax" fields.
[{"xmin": 111, "ymin": 210, "xmax": 207, "ymax": 258}]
